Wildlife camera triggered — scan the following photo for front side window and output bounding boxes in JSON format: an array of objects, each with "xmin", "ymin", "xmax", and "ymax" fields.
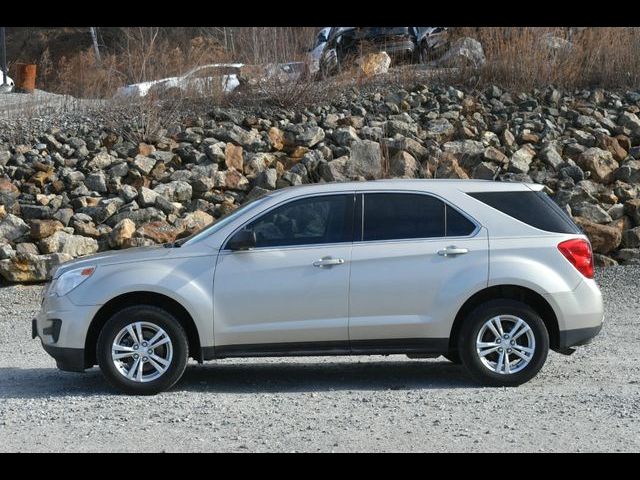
[{"xmin": 245, "ymin": 194, "xmax": 354, "ymax": 248}]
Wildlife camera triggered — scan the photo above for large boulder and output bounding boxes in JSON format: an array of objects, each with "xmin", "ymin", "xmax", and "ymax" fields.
[
  {"xmin": 153, "ymin": 181, "xmax": 192, "ymax": 203},
  {"xmin": 434, "ymin": 37, "xmax": 486, "ymax": 69},
  {"xmin": 443, "ymin": 140, "xmax": 484, "ymax": 169},
  {"xmin": 109, "ymin": 218, "xmax": 137, "ymax": 248},
  {"xmin": 389, "ymin": 151, "xmax": 421, "ymax": 178},
  {"xmin": 39, "ymin": 231, "xmax": 99, "ymax": 257},
  {"xmin": 0, "ymin": 214, "xmax": 29, "ymax": 242},
  {"xmin": 509, "ymin": 145, "xmax": 536, "ymax": 174},
  {"xmin": 0, "ymin": 253, "xmax": 72, "ymax": 282},
  {"xmin": 30, "ymin": 219, "xmax": 64, "ymax": 240},
  {"xmin": 577, "ymin": 148, "xmax": 619, "ymax": 184},
  {"xmin": 434, "ymin": 153, "xmax": 469, "ymax": 179},
  {"xmin": 573, "ymin": 217, "xmax": 621, "ymax": 254},
  {"xmin": 136, "ymin": 221, "xmax": 185, "ymax": 244},
  {"xmin": 344, "ymin": 140, "xmax": 384, "ymax": 180},
  {"xmin": 357, "ymin": 51, "xmax": 391, "ymax": 77}
]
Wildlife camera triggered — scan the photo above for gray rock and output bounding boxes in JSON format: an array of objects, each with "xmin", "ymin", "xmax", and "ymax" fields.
[
  {"xmin": 106, "ymin": 207, "xmax": 166, "ymax": 228},
  {"xmin": 0, "ymin": 252, "xmax": 72, "ymax": 282},
  {"xmin": 435, "ymin": 37, "xmax": 486, "ymax": 69},
  {"xmin": 39, "ymin": 231, "xmax": 99, "ymax": 257},
  {"xmin": 137, "ymin": 187, "xmax": 158, "ymax": 207},
  {"xmin": 16, "ymin": 242, "xmax": 39, "ymax": 255},
  {"xmin": 443, "ymin": 140, "xmax": 485, "ymax": 168},
  {"xmin": 509, "ymin": 145, "xmax": 536, "ymax": 174},
  {"xmin": 616, "ymin": 248, "xmax": 640, "ymax": 264},
  {"xmin": 572, "ymin": 202, "xmax": 613, "ymax": 224},
  {"xmin": 618, "ymin": 111, "xmax": 640, "ymax": 131},
  {"xmin": 132, "ymin": 155, "xmax": 157, "ymax": 175},
  {"xmin": 87, "ymin": 151, "xmax": 115, "ymax": 170},
  {"xmin": 153, "ymin": 181, "xmax": 192, "ymax": 203},
  {"xmin": 621, "ymin": 227, "xmax": 640, "ymax": 248},
  {"xmin": 254, "ymin": 168, "xmax": 278, "ymax": 190},
  {"xmin": 577, "ymin": 148, "xmax": 619, "ymax": 183},
  {"xmin": 607, "ymin": 203, "xmax": 626, "ymax": 220},
  {"xmin": 0, "ymin": 242, "xmax": 15, "ymax": 259},
  {"xmin": 539, "ymin": 143, "xmax": 564, "ymax": 170},
  {"xmin": 85, "ymin": 172, "xmax": 107, "ymax": 193},
  {"xmin": 389, "ymin": 151, "xmax": 420, "ymax": 178},
  {"xmin": 19, "ymin": 205, "xmax": 54, "ymax": 221},
  {"xmin": 295, "ymin": 126, "xmax": 325, "ymax": 148},
  {"xmin": 614, "ymin": 160, "xmax": 640, "ymax": 183},
  {"xmin": 423, "ymin": 118, "xmax": 455, "ymax": 142},
  {"xmin": 472, "ymin": 162, "xmax": 500, "ymax": 180},
  {"xmin": 0, "ymin": 214, "xmax": 29, "ymax": 242},
  {"xmin": 384, "ymin": 120, "xmax": 418, "ymax": 138},
  {"xmin": 119, "ymin": 185, "xmax": 139, "ymax": 203},
  {"xmin": 212, "ymin": 124, "xmax": 265, "ymax": 151},
  {"xmin": 333, "ymin": 127, "xmax": 359, "ymax": 146},
  {"xmin": 348, "ymin": 140, "xmax": 384, "ymax": 179}
]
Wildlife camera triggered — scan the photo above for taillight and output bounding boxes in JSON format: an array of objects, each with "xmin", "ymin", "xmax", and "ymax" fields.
[{"xmin": 558, "ymin": 238, "xmax": 594, "ymax": 279}]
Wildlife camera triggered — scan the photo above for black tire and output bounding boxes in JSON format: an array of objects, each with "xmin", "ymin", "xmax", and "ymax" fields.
[
  {"xmin": 443, "ymin": 351, "xmax": 461, "ymax": 364},
  {"xmin": 97, "ymin": 305, "xmax": 189, "ymax": 395},
  {"xmin": 458, "ymin": 299, "xmax": 549, "ymax": 387}
]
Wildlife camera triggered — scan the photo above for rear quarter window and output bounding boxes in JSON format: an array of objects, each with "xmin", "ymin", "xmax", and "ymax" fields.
[{"xmin": 468, "ymin": 190, "xmax": 581, "ymax": 234}]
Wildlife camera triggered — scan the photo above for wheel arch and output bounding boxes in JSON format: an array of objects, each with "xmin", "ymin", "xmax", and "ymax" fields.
[
  {"xmin": 448, "ymin": 284, "xmax": 560, "ymax": 352},
  {"xmin": 84, "ymin": 291, "xmax": 202, "ymax": 367}
]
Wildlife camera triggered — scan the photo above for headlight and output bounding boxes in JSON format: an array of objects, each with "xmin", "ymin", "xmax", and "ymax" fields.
[{"xmin": 52, "ymin": 267, "xmax": 96, "ymax": 297}]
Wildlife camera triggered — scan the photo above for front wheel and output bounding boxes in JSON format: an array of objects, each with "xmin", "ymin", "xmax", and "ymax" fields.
[
  {"xmin": 96, "ymin": 305, "xmax": 189, "ymax": 395},
  {"xmin": 458, "ymin": 300, "xmax": 549, "ymax": 387}
]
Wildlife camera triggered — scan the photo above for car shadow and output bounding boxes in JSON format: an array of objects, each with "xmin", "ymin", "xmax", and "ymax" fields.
[{"xmin": 0, "ymin": 359, "xmax": 476, "ymax": 399}]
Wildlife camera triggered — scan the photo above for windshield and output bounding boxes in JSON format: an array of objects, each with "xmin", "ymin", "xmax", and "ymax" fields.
[{"xmin": 179, "ymin": 194, "xmax": 275, "ymax": 247}]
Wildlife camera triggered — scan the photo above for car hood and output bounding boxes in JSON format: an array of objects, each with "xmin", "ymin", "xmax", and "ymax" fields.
[{"xmin": 52, "ymin": 246, "xmax": 174, "ymax": 278}]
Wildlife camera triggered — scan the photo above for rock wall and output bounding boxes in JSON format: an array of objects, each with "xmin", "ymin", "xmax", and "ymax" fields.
[{"xmin": 2, "ymin": 83, "xmax": 640, "ymax": 281}]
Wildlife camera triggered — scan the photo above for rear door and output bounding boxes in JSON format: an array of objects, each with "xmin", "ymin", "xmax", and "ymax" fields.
[{"xmin": 348, "ymin": 191, "xmax": 489, "ymax": 351}]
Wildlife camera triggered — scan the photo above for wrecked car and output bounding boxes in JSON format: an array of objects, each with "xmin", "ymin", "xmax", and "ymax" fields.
[
  {"xmin": 317, "ymin": 27, "xmax": 450, "ymax": 77},
  {"xmin": 115, "ymin": 64, "xmax": 244, "ymax": 98}
]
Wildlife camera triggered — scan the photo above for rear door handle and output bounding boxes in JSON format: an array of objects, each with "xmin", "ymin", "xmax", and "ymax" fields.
[
  {"xmin": 437, "ymin": 246, "xmax": 469, "ymax": 257},
  {"xmin": 313, "ymin": 257, "xmax": 345, "ymax": 268}
]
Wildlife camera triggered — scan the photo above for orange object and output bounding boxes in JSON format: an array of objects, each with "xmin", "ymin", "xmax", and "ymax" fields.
[{"xmin": 16, "ymin": 64, "xmax": 37, "ymax": 93}]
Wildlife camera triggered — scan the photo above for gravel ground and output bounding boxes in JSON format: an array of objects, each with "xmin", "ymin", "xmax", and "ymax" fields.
[{"xmin": 0, "ymin": 267, "xmax": 639, "ymax": 452}]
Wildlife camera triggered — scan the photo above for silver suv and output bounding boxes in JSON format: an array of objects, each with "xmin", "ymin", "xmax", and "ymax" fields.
[{"xmin": 33, "ymin": 180, "xmax": 604, "ymax": 395}]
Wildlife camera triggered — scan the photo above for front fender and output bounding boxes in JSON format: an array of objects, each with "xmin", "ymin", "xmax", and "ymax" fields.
[{"xmin": 68, "ymin": 254, "xmax": 216, "ymax": 347}]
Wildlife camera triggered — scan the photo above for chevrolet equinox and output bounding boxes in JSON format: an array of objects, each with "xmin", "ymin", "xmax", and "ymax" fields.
[{"xmin": 33, "ymin": 180, "xmax": 604, "ymax": 394}]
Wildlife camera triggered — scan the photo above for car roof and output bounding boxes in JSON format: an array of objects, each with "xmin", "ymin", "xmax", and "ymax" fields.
[{"xmin": 272, "ymin": 179, "xmax": 543, "ymax": 196}]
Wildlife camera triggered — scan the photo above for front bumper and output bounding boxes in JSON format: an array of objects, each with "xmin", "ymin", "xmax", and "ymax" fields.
[
  {"xmin": 42, "ymin": 344, "xmax": 87, "ymax": 372},
  {"xmin": 33, "ymin": 318, "xmax": 87, "ymax": 372},
  {"xmin": 34, "ymin": 292, "xmax": 101, "ymax": 372}
]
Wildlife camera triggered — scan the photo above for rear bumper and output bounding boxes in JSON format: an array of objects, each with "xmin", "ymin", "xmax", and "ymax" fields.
[{"xmin": 558, "ymin": 324, "xmax": 603, "ymax": 349}]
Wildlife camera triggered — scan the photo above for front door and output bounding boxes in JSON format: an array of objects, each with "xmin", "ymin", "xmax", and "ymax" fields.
[{"xmin": 213, "ymin": 193, "xmax": 355, "ymax": 353}]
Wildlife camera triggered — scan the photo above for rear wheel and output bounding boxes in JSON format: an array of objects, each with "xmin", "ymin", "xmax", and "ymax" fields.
[
  {"xmin": 458, "ymin": 299, "xmax": 549, "ymax": 387},
  {"xmin": 97, "ymin": 305, "xmax": 189, "ymax": 395}
]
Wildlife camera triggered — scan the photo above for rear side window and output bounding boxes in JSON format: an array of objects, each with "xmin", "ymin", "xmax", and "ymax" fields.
[
  {"xmin": 468, "ymin": 190, "xmax": 581, "ymax": 234},
  {"xmin": 361, "ymin": 193, "xmax": 476, "ymax": 241},
  {"xmin": 363, "ymin": 193, "xmax": 445, "ymax": 241},
  {"xmin": 446, "ymin": 206, "xmax": 476, "ymax": 236}
]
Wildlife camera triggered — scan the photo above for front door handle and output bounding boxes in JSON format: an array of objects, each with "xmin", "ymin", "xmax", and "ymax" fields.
[
  {"xmin": 313, "ymin": 257, "xmax": 345, "ymax": 268},
  {"xmin": 437, "ymin": 246, "xmax": 469, "ymax": 257}
]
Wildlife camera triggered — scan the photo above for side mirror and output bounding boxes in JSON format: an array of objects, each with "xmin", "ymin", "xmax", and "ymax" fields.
[{"xmin": 227, "ymin": 229, "xmax": 257, "ymax": 251}]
